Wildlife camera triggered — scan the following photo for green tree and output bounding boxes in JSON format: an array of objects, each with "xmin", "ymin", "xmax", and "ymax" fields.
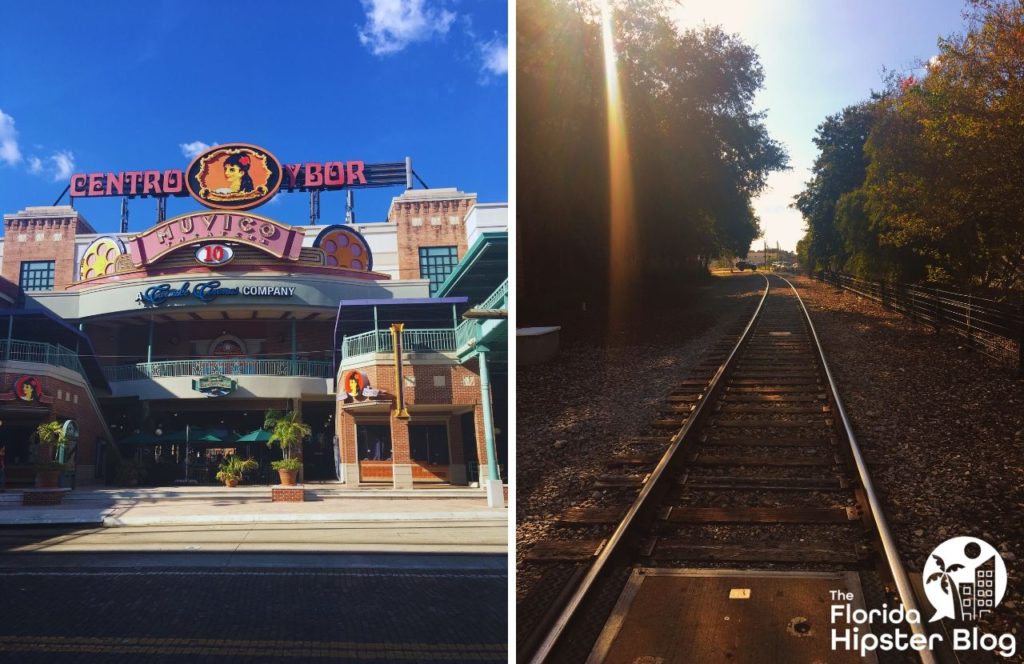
[
  {"xmin": 265, "ymin": 411, "xmax": 311, "ymax": 460},
  {"xmin": 517, "ymin": 0, "xmax": 787, "ymax": 323}
]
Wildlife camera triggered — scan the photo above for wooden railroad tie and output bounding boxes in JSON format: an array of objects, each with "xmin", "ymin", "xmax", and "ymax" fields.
[
  {"xmin": 525, "ymin": 539, "xmax": 606, "ymax": 562},
  {"xmin": 659, "ymin": 505, "xmax": 860, "ymax": 524},
  {"xmin": 646, "ymin": 541, "xmax": 867, "ymax": 564},
  {"xmin": 555, "ymin": 506, "xmax": 626, "ymax": 525}
]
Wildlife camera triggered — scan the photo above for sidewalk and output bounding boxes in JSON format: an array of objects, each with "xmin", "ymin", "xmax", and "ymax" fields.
[{"xmin": 0, "ymin": 484, "xmax": 508, "ymax": 528}]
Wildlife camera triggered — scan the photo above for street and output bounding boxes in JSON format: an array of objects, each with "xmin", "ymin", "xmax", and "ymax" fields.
[{"xmin": 0, "ymin": 547, "xmax": 507, "ymax": 663}]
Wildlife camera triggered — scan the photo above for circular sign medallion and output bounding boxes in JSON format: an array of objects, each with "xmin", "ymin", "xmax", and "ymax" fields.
[
  {"xmin": 185, "ymin": 143, "xmax": 283, "ymax": 210},
  {"xmin": 14, "ymin": 376, "xmax": 41, "ymax": 402}
]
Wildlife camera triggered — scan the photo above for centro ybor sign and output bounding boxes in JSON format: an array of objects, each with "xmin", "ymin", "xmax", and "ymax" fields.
[{"xmin": 137, "ymin": 281, "xmax": 296, "ymax": 306}]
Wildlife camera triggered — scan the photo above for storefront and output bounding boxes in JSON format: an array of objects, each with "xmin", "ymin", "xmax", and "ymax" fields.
[{"xmin": 0, "ymin": 142, "xmax": 507, "ymax": 489}]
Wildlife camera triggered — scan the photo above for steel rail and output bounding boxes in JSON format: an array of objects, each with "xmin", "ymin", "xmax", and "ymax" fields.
[
  {"xmin": 779, "ymin": 274, "xmax": 937, "ymax": 664},
  {"xmin": 527, "ymin": 274, "xmax": 771, "ymax": 664}
]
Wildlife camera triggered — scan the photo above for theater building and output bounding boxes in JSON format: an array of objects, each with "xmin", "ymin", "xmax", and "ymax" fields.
[{"xmin": 0, "ymin": 143, "xmax": 507, "ymax": 491}]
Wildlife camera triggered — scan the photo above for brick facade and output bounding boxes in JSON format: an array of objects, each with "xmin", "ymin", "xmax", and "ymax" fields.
[
  {"xmin": 390, "ymin": 192, "xmax": 476, "ymax": 280},
  {"xmin": 2, "ymin": 208, "xmax": 94, "ymax": 292},
  {"xmin": 336, "ymin": 358, "xmax": 490, "ymax": 487},
  {"xmin": 0, "ymin": 371, "xmax": 109, "ymax": 481}
]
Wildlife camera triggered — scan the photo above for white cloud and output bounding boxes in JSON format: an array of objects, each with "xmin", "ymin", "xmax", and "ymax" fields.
[
  {"xmin": 27, "ymin": 156, "xmax": 42, "ymax": 174},
  {"xmin": 0, "ymin": 109, "xmax": 22, "ymax": 166},
  {"xmin": 358, "ymin": 0, "xmax": 456, "ymax": 56},
  {"xmin": 50, "ymin": 150, "xmax": 75, "ymax": 182},
  {"xmin": 180, "ymin": 140, "xmax": 216, "ymax": 159},
  {"xmin": 479, "ymin": 36, "xmax": 508, "ymax": 77}
]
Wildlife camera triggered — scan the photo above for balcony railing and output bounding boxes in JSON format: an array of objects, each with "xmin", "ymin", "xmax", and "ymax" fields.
[
  {"xmin": 0, "ymin": 340, "xmax": 87, "ymax": 377},
  {"xmin": 103, "ymin": 358, "xmax": 334, "ymax": 382},
  {"xmin": 341, "ymin": 328, "xmax": 457, "ymax": 359},
  {"xmin": 477, "ymin": 279, "xmax": 509, "ymax": 311}
]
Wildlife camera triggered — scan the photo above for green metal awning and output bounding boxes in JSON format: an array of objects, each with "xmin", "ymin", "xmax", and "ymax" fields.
[{"xmin": 435, "ymin": 231, "xmax": 508, "ymax": 306}]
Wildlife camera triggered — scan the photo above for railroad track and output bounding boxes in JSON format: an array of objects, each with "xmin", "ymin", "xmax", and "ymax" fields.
[{"xmin": 518, "ymin": 274, "xmax": 934, "ymax": 664}]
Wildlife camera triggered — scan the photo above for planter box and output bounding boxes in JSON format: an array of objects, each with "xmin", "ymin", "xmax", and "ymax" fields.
[{"xmin": 271, "ymin": 485, "xmax": 304, "ymax": 502}]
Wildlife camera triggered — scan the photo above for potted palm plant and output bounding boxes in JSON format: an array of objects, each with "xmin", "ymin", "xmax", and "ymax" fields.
[
  {"xmin": 265, "ymin": 410, "xmax": 311, "ymax": 486},
  {"xmin": 32, "ymin": 421, "xmax": 66, "ymax": 489},
  {"xmin": 215, "ymin": 456, "xmax": 258, "ymax": 487}
]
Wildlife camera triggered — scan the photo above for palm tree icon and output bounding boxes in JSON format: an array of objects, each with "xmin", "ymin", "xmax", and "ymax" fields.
[{"xmin": 927, "ymin": 555, "xmax": 966, "ymax": 620}]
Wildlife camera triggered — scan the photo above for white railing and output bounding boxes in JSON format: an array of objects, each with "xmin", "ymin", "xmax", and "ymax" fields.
[
  {"xmin": 341, "ymin": 328, "xmax": 457, "ymax": 359},
  {"xmin": 104, "ymin": 358, "xmax": 333, "ymax": 382},
  {"xmin": 0, "ymin": 340, "xmax": 86, "ymax": 376}
]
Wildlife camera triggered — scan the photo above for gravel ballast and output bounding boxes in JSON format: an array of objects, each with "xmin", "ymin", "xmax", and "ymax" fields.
[
  {"xmin": 516, "ymin": 274, "xmax": 765, "ymax": 600},
  {"xmin": 789, "ymin": 275, "xmax": 1024, "ymax": 654}
]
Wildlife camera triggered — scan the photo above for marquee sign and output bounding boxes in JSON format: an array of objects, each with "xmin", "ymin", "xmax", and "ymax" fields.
[
  {"xmin": 137, "ymin": 280, "xmax": 296, "ymax": 306},
  {"xmin": 14, "ymin": 376, "xmax": 42, "ymax": 402},
  {"xmin": 192, "ymin": 375, "xmax": 237, "ymax": 398},
  {"xmin": 68, "ymin": 142, "xmax": 409, "ymax": 211},
  {"xmin": 185, "ymin": 144, "xmax": 282, "ymax": 210},
  {"xmin": 126, "ymin": 211, "xmax": 304, "ymax": 266}
]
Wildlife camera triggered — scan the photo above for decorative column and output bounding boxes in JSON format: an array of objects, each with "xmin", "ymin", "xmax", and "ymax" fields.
[
  {"xmin": 390, "ymin": 323, "xmax": 412, "ymax": 488},
  {"xmin": 476, "ymin": 346, "xmax": 503, "ymax": 507}
]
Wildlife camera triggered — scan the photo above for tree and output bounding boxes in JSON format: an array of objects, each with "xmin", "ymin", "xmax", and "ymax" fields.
[
  {"xmin": 517, "ymin": 0, "xmax": 787, "ymax": 323},
  {"xmin": 861, "ymin": 0, "xmax": 1024, "ymax": 288},
  {"xmin": 265, "ymin": 411, "xmax": 311, "ymax": 460}
]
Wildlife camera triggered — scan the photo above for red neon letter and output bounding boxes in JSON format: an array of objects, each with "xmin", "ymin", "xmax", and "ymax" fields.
[
  {"xmin": 106, "ymin": 172, "xmax": 124, "ymax": 196},
  {"xmin": 163, "ymin": 170, "xmax": 184, "ymax": 194},
  {"xmin": 304, "ymin": 163, "xmax": 323, "ymax": 188},
  {"xmin": 142, "ymin": 171, "xmax": 161, "ymax": 195},
  {"xmin": 70, "ymin": 174, "xmax": 88, "ymax": 197},
  {"xmin": 88, "ymin": 173, "xmax": 105, "ymax": 195},
  {"xmin": 284, "ymin": 163, "xmax": 301, "ymax": 190},
  {"xmin": 124, "ymin": 171, "xmax": 143, "ymax": 195},
  {"xmin": 346, "ymin": 161, "xmax": 367, "ymax": 185},
  {"xmin": 324, "ymin": 162, "xmax": 345, "ymax": 187}
]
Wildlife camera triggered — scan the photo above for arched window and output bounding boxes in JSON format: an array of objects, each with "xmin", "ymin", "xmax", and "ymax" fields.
[{"xmin": 208, "ymin": 335, "xmax": 247, "ymax": 357}]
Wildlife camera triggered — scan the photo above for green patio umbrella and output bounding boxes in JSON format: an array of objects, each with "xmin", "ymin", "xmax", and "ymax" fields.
[{"xmin": 234, "ymin": 429, "xmax": 272, "ymax": 443}]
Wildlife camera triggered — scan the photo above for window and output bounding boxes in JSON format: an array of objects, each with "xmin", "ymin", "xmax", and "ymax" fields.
[
  {"xmin": 418, "ymin": 246, "xmax": 458, "ymax": 295},
  {"xmin": 19, "ymin": 261, "xmax": 55, "ymax": 292},
  {"xmin": 410, "ymin": 424, "xmax": 450, "ymax": 466}
]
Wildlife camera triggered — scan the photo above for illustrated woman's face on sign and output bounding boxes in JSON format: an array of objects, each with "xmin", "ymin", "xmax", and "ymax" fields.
[{"xmin": 224, "ymin": 163, "xmax": 243, "ymax": 190}]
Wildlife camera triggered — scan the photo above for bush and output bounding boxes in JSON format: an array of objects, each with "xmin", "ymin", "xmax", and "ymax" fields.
[{"xmin": 271, "ymin": 458, "xmax": 301, "ymax": 472}]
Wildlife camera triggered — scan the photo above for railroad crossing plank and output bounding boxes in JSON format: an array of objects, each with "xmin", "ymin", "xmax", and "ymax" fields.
[
  {"xmin": 556, "ymin": 507, "xmax": 626, "ymax": 525},
  {"xmin": 525, "ymin": 539, "xmax": 605, "ymax": 562},
  {"xmin": 661, "ymin": 506, "xmax": 856, "ymax": 524},
  {"xmin": 648, "ymin": 542, "xmax": 863, "ymax": 564}
]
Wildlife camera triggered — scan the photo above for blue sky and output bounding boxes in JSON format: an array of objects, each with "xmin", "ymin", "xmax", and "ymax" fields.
[
  {"xmin": 0, "ymin": 0, "xmax": 507, "ymax": 233},
  {"xmin": 672, "ymin": 0, "xmax": 969, "ymax": 251}
]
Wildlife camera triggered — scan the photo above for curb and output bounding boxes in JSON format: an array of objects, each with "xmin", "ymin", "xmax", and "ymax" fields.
[{"xmin": 0, "ymin": 510, "xmax": 507, "ymax": 528}]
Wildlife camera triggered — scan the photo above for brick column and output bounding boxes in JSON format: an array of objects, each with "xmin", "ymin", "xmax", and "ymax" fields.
[
  {"xmin": 390, "ymin": 412, "xmax": 412, "ymax": 489},
  {"xmin": 473, "ymin": 403, "xmax": 492, "ymax": 484},
  {"xmin": 336, "ymin": 402, "xmax": 359, "ymax": 485}
]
